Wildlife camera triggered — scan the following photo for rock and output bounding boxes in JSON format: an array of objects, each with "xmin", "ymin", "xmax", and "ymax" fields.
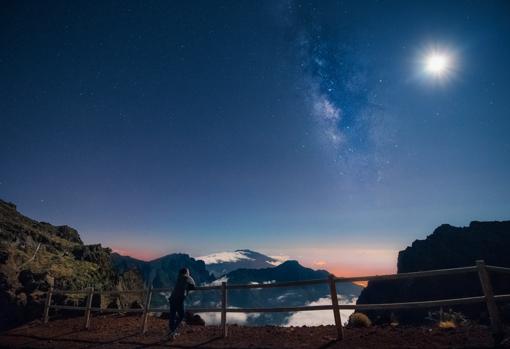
[
  {"xmin": 72, "ymin": 244, "xmax": 110, "ymax": 264},
  {"xmin": 159, "ymin": 312, "xmax": 170, "ymax": 319},
  {"xmin": 4, "ymin": 202, "xmax": 16, "ymax": 210},
  {"xmin": 16, "ymin": 292, "xmax": 27, "ymax": 306},
  {"xmin": 56, "ymin": 226, "xmax": 82, "ymax": 244},
  {"xmin": 18, "ymin": 270, "xmax": 51, "ymax": 293},
  {"xmin": 357, "ymin": 220, "xmax": 510, "ymax": 324},
  {"xmin": 130, "ymin": 300, "xmax": 143, "ymax": 309},
  {"xmin": 107, "ymin": 300, "xmax": 120, "ymax": 309},
  {"xmin": 0, "ymin": 251, "xmax": 9, "ymax": 264},
  {"xmin": 185, "ymin": 311, "xmax": 205, "ymax": 326},
  {"xmin": 158, "ymin": 310, "xmax": 205, "ymax": 325}
]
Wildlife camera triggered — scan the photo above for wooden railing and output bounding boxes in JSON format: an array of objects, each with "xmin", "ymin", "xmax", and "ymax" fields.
[{"xmin": 43, "ymin": 260, "xmax": 510, "ymax": 341}]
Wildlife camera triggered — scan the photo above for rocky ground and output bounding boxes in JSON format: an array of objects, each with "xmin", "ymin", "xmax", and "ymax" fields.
[{"xmin": 1, "ymin": 314, "xmax": 508, "ymax": 349}]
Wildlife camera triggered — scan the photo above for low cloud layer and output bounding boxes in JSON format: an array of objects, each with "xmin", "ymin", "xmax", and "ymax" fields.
[
  {"xmin": 285, "ymin": 295, "xmax": 356, "ymax": 327},
  {"xmin": 198, "ymin": 310, "xmax": 260, "ymax": 325}
]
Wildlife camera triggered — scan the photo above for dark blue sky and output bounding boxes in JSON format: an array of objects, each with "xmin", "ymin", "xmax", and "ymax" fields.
[{"xmin": 2, "ymin": 0, "xmax": 510, "ymax": 274}]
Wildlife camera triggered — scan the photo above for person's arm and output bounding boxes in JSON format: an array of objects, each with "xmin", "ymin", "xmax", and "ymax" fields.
[{"xmin": 186, "ymin": 276, "xmax": 196, "ymax": 291}]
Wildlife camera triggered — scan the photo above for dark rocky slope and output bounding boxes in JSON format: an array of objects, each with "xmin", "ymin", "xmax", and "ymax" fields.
[
  {"xmin": 111, "ymin": 252, "xmax": 215, "ymax": 308},
  {"xmin": 357, "ymin": 221, "xmax": 510, "ymax": 324},
  {"xmin": 111, "ymin": 253, "xmax": 214, "ymax": 288},
  {"xmin": 0, "ymin": 199, "xmax": 144, "ymax": 329}
]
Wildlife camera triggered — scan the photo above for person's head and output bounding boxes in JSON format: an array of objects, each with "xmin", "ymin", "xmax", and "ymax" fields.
[{"xmin": 179, "ymin": 267, "xmax": 189, "ymax": 277}]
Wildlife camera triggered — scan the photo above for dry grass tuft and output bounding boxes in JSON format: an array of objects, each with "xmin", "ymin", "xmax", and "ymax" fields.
[
  {"xmin": 348, "ymin": 312, "xmax": 372, "ymax": 328},
  {"xmin": 438, "ymin": 320, "xmax": 456, "ymax": 329}
]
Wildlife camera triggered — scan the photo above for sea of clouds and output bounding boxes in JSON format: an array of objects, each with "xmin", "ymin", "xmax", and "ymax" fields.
[{"xmin": 195, "ymin": 295, "xmax": 356, "ymax": 326}]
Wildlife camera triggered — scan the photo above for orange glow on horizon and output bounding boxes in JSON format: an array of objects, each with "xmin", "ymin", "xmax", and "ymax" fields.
[
  {"xmin": 327, "ymin": 264, "xmax": 396, "ymax": 278},
  {"xmin": 111, "ymin": 246, "xmax": 160, "ymax": 261},
  {"xmin": 296, "ymin": 245, "xmax": 399, "ymax": 280}
]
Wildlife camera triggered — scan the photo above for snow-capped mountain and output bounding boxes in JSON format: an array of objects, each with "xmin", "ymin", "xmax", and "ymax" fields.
[{"xmin": 196, "ymin": 249, "xmax": 287, "ymax": 277}]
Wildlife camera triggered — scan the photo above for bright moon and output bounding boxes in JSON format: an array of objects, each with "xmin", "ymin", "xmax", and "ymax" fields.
[{"xmin": 425, "ymin": 52, "xmax": 450, "ymax": 77}]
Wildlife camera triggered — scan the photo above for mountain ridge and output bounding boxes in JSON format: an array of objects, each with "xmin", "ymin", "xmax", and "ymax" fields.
[
  {"xmin": 110, "ymin": 252, "xmax": 214, "ymax": 289},
  {"xmin": 357, "ymin": 220, "xmax": 510, "ymax": 324},
  {"xmin": 0, "ymin": 199, "xmax": 144, "ymax": 330}
]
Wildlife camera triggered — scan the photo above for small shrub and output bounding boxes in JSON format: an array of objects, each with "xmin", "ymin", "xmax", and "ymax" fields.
[
  {"xmin": 389, "ymin": 312, "xmax": 399, "ymax": 327},
  {"xmin": 425, "ymin": 308, "xmax": 469, "ymax": 328},
  {"xmin": 438, "ymin": 320, "xmax": 456, "ymax": 329},
  {"xmin": 348, "ymin": 312, "xmax": 372, "ymax": 328}
]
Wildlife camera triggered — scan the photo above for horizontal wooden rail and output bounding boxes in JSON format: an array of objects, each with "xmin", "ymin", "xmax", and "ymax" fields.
[
  {"xmin": 225, "ymin": 305, "xmax": 333, "ymax": 313},
  {"xmin": 334, "ymin": 266, "xmax": 478, "ymax": 283},
  {"xmin": 51, "ymin": 305, "xmax": 88, "ymax": 311},
  {"xmin": 228, "ymin": 278, "xmax": 327, "ymax": 289},
  {"xmin": 154, "ymin": 279, "xmax": 328, "ymax": 291},
  {"xmin": 51, "ymin": 290, "xmax": 89, "ymax": 295},
  {"xmin": 90, "ymin": 307, "xmax": 144, "ymax": 313},
  {"xmin": 95, "ymin": 290, "xmax": 146, "ymax": 295},
  {"xmin": 152, "ymin": 285, "xmax": 221, "ymax": 292},
  {"xmin": 486, "ymin": 265, "xmax": 510, "ymax": 274},
  {"xmin": 158, "ymin": 293, "xmax": 510, "ymax": 314},
  {"xmin": 341, "ymin": 296, "xmax": 487, "ymax": 310},
  {"xmin": 148, "ymin": 307, "xmax": 222, "ymax": 313},
  {"xmin": 50, "ymin": 293, "xmax": 510, "ymax": 315},
  {"xmin": 495, "ymin": 294, "xmax": 510, "ymax": 301}
]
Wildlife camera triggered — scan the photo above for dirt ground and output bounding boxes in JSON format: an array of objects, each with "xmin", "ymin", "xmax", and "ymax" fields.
[{"xmin": 0, "ymin": 314, "xmax": 508, "ymax": 349}]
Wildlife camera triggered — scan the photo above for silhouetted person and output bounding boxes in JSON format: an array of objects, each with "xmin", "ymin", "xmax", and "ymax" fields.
[{"xmin": 168, "ymin": 267, "xmax": 196, "ymax": 337}]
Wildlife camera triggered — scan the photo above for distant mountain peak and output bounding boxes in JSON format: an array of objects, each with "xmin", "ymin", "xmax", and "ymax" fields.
[
  {"xmin": 196, "ymin": 250, "xmax": 255, "ymax": 265},
  {"xmin": 277, "ymin": 260, "xmax": 300, "ymax": 267},
  {"xmin": 195, "ymin": 249, "xmax": 288, "ymax": 277},
  {"xmin": 235, "ymin": 248, "xmax": 255, "ymax": 253}
]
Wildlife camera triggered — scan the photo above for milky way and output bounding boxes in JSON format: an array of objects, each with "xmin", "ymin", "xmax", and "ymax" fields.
[{"xmin": 2, "ymin": 0, "xmax": 510, "ymax": 274}]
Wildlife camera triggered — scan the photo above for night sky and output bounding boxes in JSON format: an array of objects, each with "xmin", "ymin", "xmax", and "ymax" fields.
[{"xmin": 2, "ymin": 1, "xmax": 510, "ymax": 275}]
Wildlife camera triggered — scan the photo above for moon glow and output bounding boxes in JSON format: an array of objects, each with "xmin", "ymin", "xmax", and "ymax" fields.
[{"xmin": 424, "ymin": 51, "xmax": 452, "ymax": 78}]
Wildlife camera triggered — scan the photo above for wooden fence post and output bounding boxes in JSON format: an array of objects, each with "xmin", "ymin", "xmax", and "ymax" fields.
[
  {"xmin": 84, "ymin": 287, "xmax": 94, "ymax": 330},
  {"xmin": 328, "ymin": 274, "xmax": 344, "ymax": 340},
  {"xmin": 43, "ymin": 286, "xmax": 53, "ymax": 324},
  {"xmin": 140, "ymin": 286, "xmax": 153, "ymax": 334},
  {"xmin": 476, "ymin": 260, "xmax": 503, "ymax": 342},
  {"xmin": 221, "ymin": 281, "xmax": 228, "ymax": 338}
]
